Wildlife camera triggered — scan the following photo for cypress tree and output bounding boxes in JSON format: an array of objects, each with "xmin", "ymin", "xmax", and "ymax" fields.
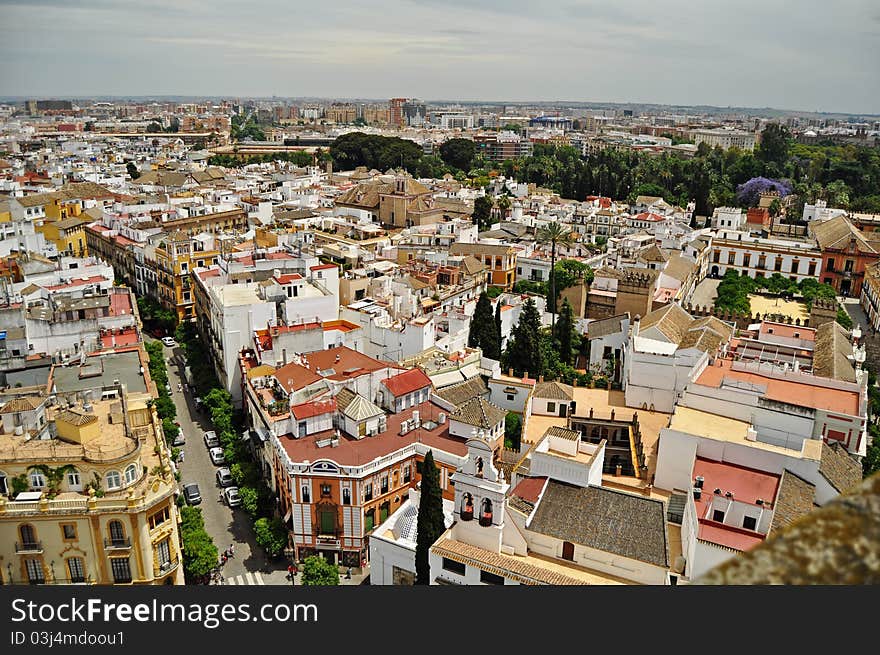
[
  {"xmin": 494, "ymin": 299, "xmax": 503, "ymax": 358},
  {"xmin": 415, "ymin": 450, "xmax": 445, "ymax": 585},
  {"xmin": 502, "ymin": 298, "xmax": 544, "ymax": 377},
  {"xmin": 468, "ymin": 292, "xmax": 500, "ymax": 359},
  {"xmin": 556, "ymin": 298, "xmax": 576, "ymax": 366}
]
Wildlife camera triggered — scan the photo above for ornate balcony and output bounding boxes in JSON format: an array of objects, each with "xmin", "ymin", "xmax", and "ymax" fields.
[
  {"xmin": 104, "ymin": 537, "xmax": 131, "ymax": 550},
  {"xmin": 14, "ymin": 541, "xmax": 43, "ymax": 553}
]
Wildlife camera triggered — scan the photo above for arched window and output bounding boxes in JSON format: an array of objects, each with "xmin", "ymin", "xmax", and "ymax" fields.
[
  {"xmin": 124, "ymin": 464, "xmax": 138, "ymax": 485},
  {"xmin": 105, "ymin": 471, "xmax": 122, "ymax": 490},
  {"xmin": 108, "ymin": 520, "xmax": 125, "ymax": 545},
  {"xmin": 19, "ymin": 523, "xmax": 37, "ymax": 546},
  {"xmin": 342, "ymin": 488, "xmax": 351, "ymax": 505},
  {"xmin": 480, "ymin": 498, "xmax": 493, "ymax": 526},
  {"xmin": 301, "ymin": 485, "xmax": 310, "ymax": 503},
  {"xmin": 475, "ymin": 457, "xmax": 484, "ymax": 477},
  {"xmin": 0, "ymin": 470, "xmax": 7, "ymax": 496},
  {"xmin": 460, "ymin": 493, "xmax": 474, "ymax": 521}
]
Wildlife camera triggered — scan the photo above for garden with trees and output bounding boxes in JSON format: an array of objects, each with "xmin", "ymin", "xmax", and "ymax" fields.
[{"xmin": 713, "ymin": 270, "xmax": 852, "ymax": 328}]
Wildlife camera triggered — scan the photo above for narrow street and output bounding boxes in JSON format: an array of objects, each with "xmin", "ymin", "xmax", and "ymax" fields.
[{"xmin": 153, "ymin": 338, "xmax": 367, "ymax": 586}]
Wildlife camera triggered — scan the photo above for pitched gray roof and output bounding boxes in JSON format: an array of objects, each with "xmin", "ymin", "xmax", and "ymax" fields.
[
  {"xmin": 527, "ymin": 481, "xmax": 669, "ymax": 567},
  {"xmin": 770, "ymin": 470, "xmax": 816, "ymax": 534},
  {"xmin": 450, "ymin": 396, "xmax": 507, "ymax": 429},
  {"xmin": 818, "ymin": 442, "xmax": 862, "ymax": 493},
  {"xmin": 587, "ymin": 313, "xmax": 629, "ymax": 339},
  {"xmin": 813, "ymin": 321, "xmax": 855, "ymax": 383},
  {"xmin": 533, "ymin": 380, "xmax": 574, "ymax": 401},
  {"xmin": 436, "ymin": 376, "xmax": 488, "ymax": 407}
]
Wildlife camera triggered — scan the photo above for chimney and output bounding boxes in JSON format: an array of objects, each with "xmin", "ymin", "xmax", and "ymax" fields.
[
  {"xmin": 538, "ymin": 375, "xmax": 544, "ymax": 383},
  {"xmin": 632, "ymin": 314, "xmax": 641, "ymax": 338},
  {"xmin": 524, "ymin": 371, "xmax": 529, "ymax": 381},
  {"xmin": 508, "ymin": 368, "xmax": 514, "ymax": 377},
  {"xmin": 282, "ymin": 349, "xmax": 288, "ymax": 365}
]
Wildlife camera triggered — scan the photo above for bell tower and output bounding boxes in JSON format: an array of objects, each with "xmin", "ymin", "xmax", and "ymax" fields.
[{"xmin": 450, "ymin": 430, "xmax": 509, "ymax": 553}]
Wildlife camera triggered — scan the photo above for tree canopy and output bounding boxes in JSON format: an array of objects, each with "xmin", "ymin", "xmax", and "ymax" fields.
[
  {"xmin": 300, "ymin": 555, "xmax": 339, "ymax": 586},
  {"xmin": 502, "ymin": 298, "xmax": 544, "ymax": 378},
  {"xmin": 439, "ymin": 138, "xmax": 476, "ymax": 171},
  {"xmin": 330, "ymin": 132, "xmax": 424, "ymax": 172},
  {"xmin": 472, "ymin": 195, "xmax": 494, "ymax": 231},
  {"xmin": 415, "ymin": 450, "xmax": 445, "ymax": 585},
  {"xmin": 469, "ymin": 292, "xmax": 501, "ymax": 360}
]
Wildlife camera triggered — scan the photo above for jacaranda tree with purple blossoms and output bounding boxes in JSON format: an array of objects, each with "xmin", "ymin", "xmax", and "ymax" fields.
[{"xmin": 735, "ymin": 177, "xmax": 792, "ymax": 208}]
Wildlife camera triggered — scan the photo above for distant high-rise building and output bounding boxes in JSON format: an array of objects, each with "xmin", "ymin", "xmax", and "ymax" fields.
[
  {"xmin": 402, "ymin": 100, "xmax": 427, "ymax": 127},
  {"xmin": 389, "ymin": 98, "xmax": 407, "ymax": 128}
]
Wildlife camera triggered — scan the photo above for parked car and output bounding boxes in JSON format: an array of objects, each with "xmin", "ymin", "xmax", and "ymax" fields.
[
  {"xmin": 216, "ymin": 467, "xmax": 233, "ymax": 487},
  {"xmin": 223, "ymin": 486, "xmax": 241, "ymax": 507},
  {"xmin": 209, "ymin": 447, "xmax": 226, "ymax": 465},
  {"xmin": 182, "ymin": 483, "xmax": 201, "ymax": 505},
  {"xmin": 161, "ymin": 336, "xmax": 177, "ymax": 348},
  {"xmin": 171, "ymin": 432, "xmax": 185, "ymax": 447},
  {"xmin": 204, "ymin": 431, "xmax": 219, "ymax": 448}
]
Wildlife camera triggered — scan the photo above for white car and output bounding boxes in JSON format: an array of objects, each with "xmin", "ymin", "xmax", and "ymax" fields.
[
  {"xmin": 161, "ymin": 337, "xmax": 177, "ymax": 348},
  {"xmin": 204, "ymin": 431, "xmax": 219, "ymax": 448},
  {"xmin": 209, "ymin": 447, "xmax": 226, "ymax": 465},
  {"xmin": 216, "ymin": 467, "xmax": 233, "ymax": 487},
  {"xmin": 224, "ymin": 486, "xmax": 241, "ymax": 508}
]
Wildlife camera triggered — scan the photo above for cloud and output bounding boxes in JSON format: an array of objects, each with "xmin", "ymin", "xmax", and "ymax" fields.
[{"xmin": 0, "ymin": 0, "xmax": 876, "ymax": 113}]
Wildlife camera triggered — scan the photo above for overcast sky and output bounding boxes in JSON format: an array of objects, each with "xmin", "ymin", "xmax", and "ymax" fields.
[{"xmin": 1, "ymin": 0, "xmax": 878, "ymax": 114}]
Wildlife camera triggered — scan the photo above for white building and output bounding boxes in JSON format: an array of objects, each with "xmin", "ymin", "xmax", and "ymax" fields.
[
  {"xmin": 708, "ymin": 230, "xmax": 822, "ymax": 281},
  {"xmin": 693, "ymin": 129, "xmax": 756, "ymax": 151},
  {"xmin": 623, "ymin": 304, "xmax": 733, "ymax": 413}
]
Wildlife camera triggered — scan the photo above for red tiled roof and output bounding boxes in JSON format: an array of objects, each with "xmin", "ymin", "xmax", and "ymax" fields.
[
  {"xmin": 381, "ymin": 368, "xmax": 432, "ymax": 397},
  {"xmin": 323, "ymin": 320, "xmax": 359, "ymax": 333},
  {"xmin": 198, "ymin": 269, "xmax": 222, "ymax": 280},
  {"xmin": 45, "ymin": 275, "xmax": 106, "ymax": 291},
  {"xmin": 310, "ymin": 263, "xmax": 338, "ymax": 271},
  {"xmin": 695, "ymin": 359, "xmax": 859, "ymax": 415},
  {"xmin": 275, "ymin": 273, "xmax": 303, "ymax": 284},
  {"xmin": 279, "ymin": 402, "xmax": 467, "ymax": 466},
  {"xmin": 302, "ymin": 346, "xmax": 399, "ymax": 381},
  {"xmin": 291, "ymin": 398, "xmax": 336, "ymax": 420},
  {"xmin": 634, "ymin": 212, "xmax": 665, "ymax": 222},
  {"xmin": 511, "ymin": 476, "xmax": 547, "ymax": 504},
  {"xmin": 274, "ymin": 361, "xmax": 323, "ymax": 393}
]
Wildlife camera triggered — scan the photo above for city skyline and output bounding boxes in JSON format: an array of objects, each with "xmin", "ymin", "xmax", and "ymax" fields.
[{"xmin": 1, "ymin": 0, "xmax": 878, "ymax": 115}]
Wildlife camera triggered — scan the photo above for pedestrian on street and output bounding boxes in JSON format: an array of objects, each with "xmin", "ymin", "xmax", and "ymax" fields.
[
  {"xmin": 345, "ymin": 567, "xmax": 352, "ymax": 579},
  {"xmin": 229, "ymin": 543, "xmax": 235, "ymax": 558}
]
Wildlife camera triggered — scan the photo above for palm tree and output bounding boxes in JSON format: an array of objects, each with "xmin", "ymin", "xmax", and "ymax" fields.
[
  {"xmin": 536, "ymin": 222, "xmax": 574, "ymax": 331},
  {"xmin": 497, "ymin": 194, "xmax": 511, "ymax": 219}
]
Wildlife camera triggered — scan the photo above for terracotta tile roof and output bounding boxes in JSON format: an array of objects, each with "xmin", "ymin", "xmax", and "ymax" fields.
[
  {"xmin": 274, "ymin": 361, "xmax": 323, "ymax": 393},
  {"xmin": 278, "ymin": 401, "xmax": 466, "ymax": 466},
  {"xmin": 436, "ymin": 376, "xmax": 488, "ymax": 407},
  {"xmin": 638, "ymin": 244, "xmax": 668, "ymax": 262},
  {"xmin": 55, "ymin": 409, "xmax": 99, "ymax": 427},
  {"xmin": 533, "ymin": 380, "xmax": 574, "ymax": 401},
  {"xmin": 528, "ymin": 481, "xmax": 669, "ymax": 567},
  {"xmin": 381, "ymin": 368, "xmax": 433, "ymax": 397},
  {"xmin": 818, "ymin": 442, "xmax": 862, "ymax": 493},
  {"xmin": 334, "ymin": 387, "xmax": 356, "ymax": 412},
  {"xmin": 459, "ymin": 255, "xmax": 486, "ymax": 276},
  {"xmin": 511, "ymin": 476, "xmax": 548, "ymax": 504},
  {"xmin": 544, "ymin": 426, "xmax": 580, "ymax": 441},
  {"xmin": 291, "ymin": 398, "xmax": 336, "ymax": 420},
  {"xmin": 813, "ymin": 215, "xmax": 877, "ymax": 254},
  {"xmin": 0, "ymin": 396, "xmax": 43, "ymax": 413},
  {"xmin": 639, "ymin": 303, "xmax": 693, "ymax": 343},
  {"xmin": 450, "ymin": 396, "xmax": 507, "ymax": 429},
  {"xmin": 770, "ymin": 470, "xmax": 816, "ymax": 534},
  {"xmin": 302, "ymin": 346, "xmax": 397, "ymax": 381},
  {"xmin": 430, "ymin": 538, "xmax": 584, "ymax": 585}
]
